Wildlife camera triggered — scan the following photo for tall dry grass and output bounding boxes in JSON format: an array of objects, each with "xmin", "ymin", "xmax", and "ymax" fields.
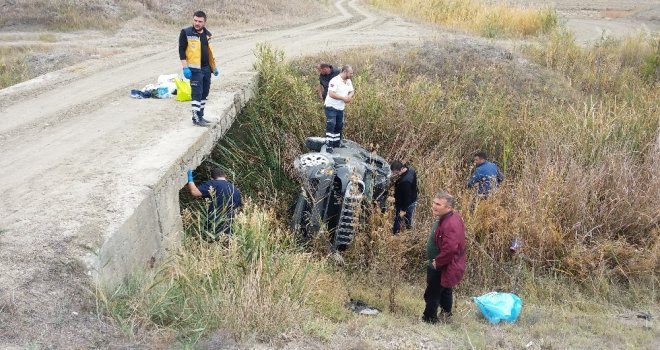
[
  {"xmin": 99, "ymin": 202, "xmax": 336, "ymax": 343},
  {"xmin": 225, "ymin": 39, "xmax": 657, "ymax": 300},
  {"xmin": 367, "ymin": 0, "xmax": 557, "ymax": 38},
  {"xmin": 0, "ymin": 46, "xmax": 31, "ymax": 88},
  {"xmin": 0, "ymin": 0, "xmax": 328, "ymax": 31}
]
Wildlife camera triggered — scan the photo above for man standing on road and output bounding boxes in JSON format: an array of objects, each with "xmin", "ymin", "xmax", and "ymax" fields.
[
  {"xmin": 423, "ymin": 192, "xmax": 466, "ymax": 324},
  {"xmin": 316, "ymin": 63, "xmax": 340, "ymax": 102},
  {"xmin": 323, "ymin": 65, "xmax": 355, "ymax": 153},
  {"xmin": 466, "ymin": 151, "xmax": 504, "ymax": 197},
  {"xmin": 390, "ymin": 160, "xmax": 418, "ymax": 234},
  {"xmin": 179, "ymin": 10, "xmax": 219, "ymax": 127},
  {"xmin": 187, "ymin": 167, "xmax": 242, "ymax": 240}
]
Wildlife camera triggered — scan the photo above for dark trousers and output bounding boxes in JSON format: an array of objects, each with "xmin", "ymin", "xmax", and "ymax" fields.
[
  {"xmin": 190, "ymin": 66, "xmax": 211, "ymax": 116},
  {"xmin": 324, "ymin": 106, "xmax": 344, "ymax": 147},
  {"xmin": 423, "ymin": 266, "xmax": 453, "ymax": 322},
  {"xmin": 392, "ymin": 202, "xmax": 417, "ymax": 234}
]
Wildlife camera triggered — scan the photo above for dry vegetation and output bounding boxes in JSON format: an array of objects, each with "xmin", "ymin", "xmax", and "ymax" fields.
[
  {"xmin": 367, "ymin": 0, "xmax": 557, "ymax": 37},
  {"xmin": 102, "ymin": 36, "xmax": 659, "ymax": 346},
  {"xmin": 0, "ymin": 0, "xmax": 328, "ymax": 30}
]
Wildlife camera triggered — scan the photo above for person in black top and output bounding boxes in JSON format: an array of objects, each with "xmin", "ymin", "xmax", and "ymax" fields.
[
  {"xmin": 187, "ymin": 167, "xmax": 242, "ymax": 240},
  {"xmin": 179, "ymin": 10, "xmax": 219, "ymax": 127},
  {"xmin": 390, "ymin": 160, "xmax": 418, "ymax": 234},
  {"xmin": 316, "ymin": 63, "xmax": 340, "ymax": 102}
]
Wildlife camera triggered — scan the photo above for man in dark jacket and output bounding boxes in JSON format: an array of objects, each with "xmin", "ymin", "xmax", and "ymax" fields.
[
  {"xmin": 423, "ymin": 191, "xmax": 466, "ymax": 323},
  {"xmin": 390, "ymin": 160, "xmax": 418, "ymax": 234},
  {"xmin": 187, "ymin": 167, "xmax": 242, "ymax": 240},
  {"xmin": 466, "ymin": 151, "xmax": 504, "ymax": 197},
  {"xmin": 179, "ymin": 10, "xmax": 219, "ymax": 127},
  {"xmin": 316, "ymin": 63, "xmax": 340, "ymax": 102}
]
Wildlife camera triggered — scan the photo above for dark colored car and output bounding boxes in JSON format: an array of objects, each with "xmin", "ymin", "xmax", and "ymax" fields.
[{"xmin": 291, "ymin": 137, "xmax": 391, "ymax": 250}]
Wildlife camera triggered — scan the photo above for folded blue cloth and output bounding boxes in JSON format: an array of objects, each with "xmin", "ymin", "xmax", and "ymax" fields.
[{"xmin": 130, "ymin": 89, "xmax": 152, "ymax": 99}]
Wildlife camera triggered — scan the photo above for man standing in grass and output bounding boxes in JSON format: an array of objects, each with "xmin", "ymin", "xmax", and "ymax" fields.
[
  {"xmin": 187, "ymin": 167, "xmax": 242, "ymax": 240},
  {"xmin": 466, "ymin": 151, "xmax": 504, "ymax": 197},
  {"xmin": 423, "ymin": 192, "xmax": 466, "ymax": 323},
  {"xmin": 179, "ymin": 10, "xmax": 219, "ymax": 127},
  {"xmin": 390, "ymin": 160, "xmax": 418, "ymax": 234},
  {"xmin": 316, "ymin": 63, "xmax": 340, "ymax": 102},
  {"xmin": 323, "ymin": 65, "xmax": 355, "ymax": 153}
]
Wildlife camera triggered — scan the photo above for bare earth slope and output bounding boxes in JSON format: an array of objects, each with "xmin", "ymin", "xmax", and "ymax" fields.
[{"xmin": 0, "ymin": 0, "xmax": 657, "ymax": 348}]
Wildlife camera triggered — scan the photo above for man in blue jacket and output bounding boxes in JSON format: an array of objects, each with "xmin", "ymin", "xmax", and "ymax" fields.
[
  {"xmin": 466, "ymin": 151, "xmax": 504, "ymax": 197},
  {"xmin": 187, "ymin": 167, "xmax": 242, "ymax": 240}
]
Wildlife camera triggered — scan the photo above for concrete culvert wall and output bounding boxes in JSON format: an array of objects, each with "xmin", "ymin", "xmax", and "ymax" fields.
[{"xmin": 95, "ymin": 73, "xmax": 257, "ymax": 289}]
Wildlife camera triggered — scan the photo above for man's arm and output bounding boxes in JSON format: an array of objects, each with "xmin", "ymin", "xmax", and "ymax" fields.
[
  {"xmin": 466, "ymin": 169, "xmax": 480, "ymax": 188},
  {"xmin": 328, "ymin": 90, "xmax": 352, "ymax": 102},
  {"xmin": 186, "ymin": 169, "xmax": 205, "ymax": 197},
  {"xmin": 318, "ymin": 84, "xmax": 324, "ymax": 101},
  {"xmin": 178, "ymin": 30, "xmax": 188, "ymax": 67},
  {"xmin": 188, "ymin": 182, "xmax": 203, "ymax": 197}
]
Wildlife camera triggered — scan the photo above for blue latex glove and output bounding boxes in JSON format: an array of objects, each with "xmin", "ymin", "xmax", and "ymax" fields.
[
  {"xmin": 187, "ymin": 169, "xmax": 193, "ymax": 183},
  {"xmin": 183, "ymin": 67, "xmax": 192, "ymax": 79},
  {"xmin": 213, "ymin": 67, "xmax": 219, "ymax": 76}
]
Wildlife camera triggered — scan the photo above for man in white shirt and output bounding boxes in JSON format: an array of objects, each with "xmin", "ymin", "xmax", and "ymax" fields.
[{"xmin": 323, "ymin": 65, "xmax": 355, "ymax": 153}]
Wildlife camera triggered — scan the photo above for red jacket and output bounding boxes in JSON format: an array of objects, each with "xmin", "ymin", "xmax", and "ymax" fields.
[{"xmin": 433, "ymin": 211, "xmax": 467, "ymax": 288}]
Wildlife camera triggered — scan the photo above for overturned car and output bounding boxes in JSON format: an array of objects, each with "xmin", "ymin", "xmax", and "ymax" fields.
[{"xmin": 291, "ymin": 137, "xmax": 391, "ymax": 250}]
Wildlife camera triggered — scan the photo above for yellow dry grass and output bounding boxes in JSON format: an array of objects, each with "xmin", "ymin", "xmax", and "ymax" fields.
[{"xmin": 367, "ymin": 0, "xmax": 557, "ymax": 37}]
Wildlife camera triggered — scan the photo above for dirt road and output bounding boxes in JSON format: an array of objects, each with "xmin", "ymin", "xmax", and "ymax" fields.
[{"xmin": 0, "ymin": 0, "xmax": 657, "ymax": 347}]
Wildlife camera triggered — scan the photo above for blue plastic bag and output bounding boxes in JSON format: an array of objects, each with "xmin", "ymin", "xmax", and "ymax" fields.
[{"xmin": 473, "ymin": 292, "xmax": 522, "ymax": 324}]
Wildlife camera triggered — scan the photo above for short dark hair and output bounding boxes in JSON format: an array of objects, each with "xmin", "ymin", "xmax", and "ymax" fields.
[
  {"xmin": 390, "ymin": 160, "xmax": 404, "ymax": 171},
  {"xmin": 193, "ymin": 10, "xmax": 207, "ymax": 20},
  {"xmin": 319, "ymin": 63, "xmax": 332, "ymax": 69},
  {"xmin": 474, "ymin": 151, "xmax": 488, "ymax": 160},
  {"xmin": 211, "ymin": 167, "xmax": 225, "ymax": 179}
]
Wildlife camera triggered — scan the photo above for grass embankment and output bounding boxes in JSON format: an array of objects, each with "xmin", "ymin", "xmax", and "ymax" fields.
[
  {"xmin": 0, "ymin": 46, "xmax": 32, "ymax": 88},
  {"xmin": 103, "ymin": 36, "xmax": 659, "ymax": 347},
  {"xmin": 367, "ymin": 0, "xmax": 557, "ymax": 38},
  {"xmin": 0, "ymin": 0, "xmax": 328, "ymax": 31}
]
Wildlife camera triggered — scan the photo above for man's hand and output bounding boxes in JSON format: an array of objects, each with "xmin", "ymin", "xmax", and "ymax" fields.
[
  {"xmin": 183, "ymin": 67, "xmax": 192, "ymax": 79},
  {"xmin": 398, "ymin": 210, "xmax": 406, "ymax": 218},
  {"xmin": 213, "ymin": 67, "xmax": 219, "ymax": 76},
  {"xmin": 432, "ymin": 260, "xmax": 437, "ymax": 269},
  {"xmin": 187, "ymin": 169, "xmax": 194, "ymax": 183}
]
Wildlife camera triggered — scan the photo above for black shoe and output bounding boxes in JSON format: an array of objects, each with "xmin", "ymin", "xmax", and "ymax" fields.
[
  {"xmin": 192, "ymin": 112, "xmax": 210, "ymax": 127},
  {"xmin": 199, "ymin": 115, "xmax": 213, "ymax": 124},
  {"xmin": 422, "ymin": 315, "xmax": 438, "ymax": 324}
]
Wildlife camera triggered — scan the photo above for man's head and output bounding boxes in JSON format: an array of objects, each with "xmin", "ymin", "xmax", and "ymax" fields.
[
  {"xmin": 390, "ymin": 160, "xmax": 407, "ymax": 176},
  {"xmin": 210, "ymin": 167, "xmax": 226, "ymax": 179},
  {"xmin": 317, "ymin": 63, "xmax": 333, "ymax": 75},
  {"xmin": 432, "ymin": 192, "xmax": 456, "ymax": 217},
  {"xmin": 473, "ymin": 151, "xmax": 488, "ymax": 166},
  {"xmin": 340, "ymin": 64, "xmax": 353, "ymax": 79},
  {"xmin": 193, "ymin": 10, "xmax": 207, "ymax": 32}
]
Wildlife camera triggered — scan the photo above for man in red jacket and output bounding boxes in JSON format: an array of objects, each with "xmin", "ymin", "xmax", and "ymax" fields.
[{"xmin": 423, "ymin": 192, "xmax": 467, "ymax": 323}]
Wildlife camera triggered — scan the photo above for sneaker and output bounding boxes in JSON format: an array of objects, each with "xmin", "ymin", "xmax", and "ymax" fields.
[
  {"xmin": 198, "ymin": 115, "xmax": 213, "ymax": 124},
  {"xmin": 192, "ymin": 112, "xmax": 210, "ymax": 127}
]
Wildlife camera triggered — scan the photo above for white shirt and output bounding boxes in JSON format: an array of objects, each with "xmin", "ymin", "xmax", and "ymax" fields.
[{"xmin": 324, "ymin": 74, "xmax": 354, "ymax": 111}]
